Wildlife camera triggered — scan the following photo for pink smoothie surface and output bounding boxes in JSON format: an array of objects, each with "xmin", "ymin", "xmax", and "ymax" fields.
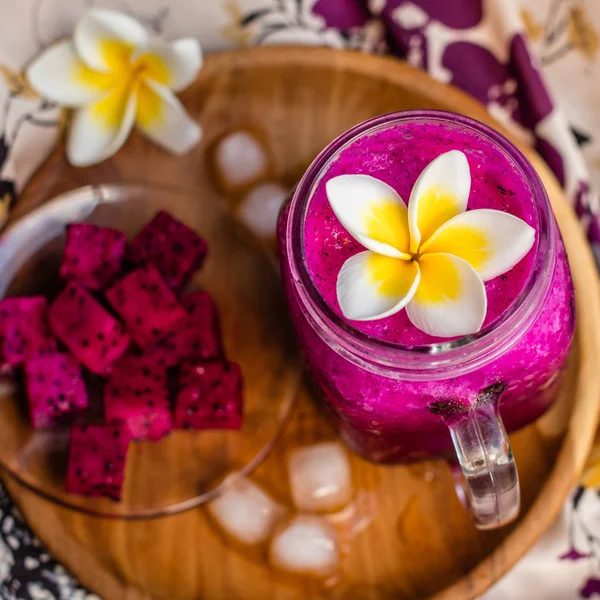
[{"xmin": 303, "ymin": 119, "xmax": 538, "ymax": 346}]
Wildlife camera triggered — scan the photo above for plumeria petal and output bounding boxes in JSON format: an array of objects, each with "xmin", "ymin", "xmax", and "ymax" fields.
[
  {"xmin": 408, "ymin": 150, "xmax": 470, "ymax": 252},
  {"xmin": 137, "ymin": 38, "xmax": 202, "ymax": 92},
  {"xmin": 74, "ymin": 9, "xmax": 148, "ymax": 73},
  {"xmin": 337, "ymin": 251, "xmax": 420, "ymax": 321},
  {"xmin": 26, "ymin": 40, "xmax": 115, "ymax": 107},
  {"xmin": 406, "ymin": 253, "xmax": 486, "ymax": 337},
  {"xmin": 326, "ymin": 175, "xmax": 411, "ymax": 258},
  {"xmin": 420, "ymin": 209, "xmax": 536, "ymax": 281},
  {"xmin": 135, "ymin": 80, "xmax": 201, "ymax": 155},
  {"xmin": 67, "ymin": 83, "xmax": 136, "ymax": 167}
]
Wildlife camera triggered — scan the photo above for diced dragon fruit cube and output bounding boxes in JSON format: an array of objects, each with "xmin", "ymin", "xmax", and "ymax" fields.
[
  {"xmin": 24, "ymin": 353, "xmax": 88, "ymax": 429},
  {"xmin": 65, "ymin": 424, "xmax": 131, "ymax": 501},
  {"xmin": 48, "ymin": 281, "xmax": 130, "ymax": 375},
  {"xmin": 0, "ymin": 297, "xmax": 56, "ymax": 369},
  {"xmin": 174, "ymin": 359, "xmax": 243, "ymax": 430},
  {"xmin": 182, "ymin": 291, "xmax": 221, "ymax": 344},
  {"xmin": 60, "ymin": 223, "xmax": 126, "ymax": 290},
  {"xmin": 105, "ymin": 264, "xmax": 188, "ymax": 350},
  {"xmin": 127, "ymin": 211, "xmax": 208, "ymax": 291},
  {"xmin": 104, "ymin": 355, "xmax": 172, "ymax": 441},
  {"xmin": 146, "ymin": 291, "xmax": 222, "ymax": 367}
]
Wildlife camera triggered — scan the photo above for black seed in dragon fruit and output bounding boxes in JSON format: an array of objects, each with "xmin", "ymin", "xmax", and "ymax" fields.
[
  {"xmin": 104, "ymin": 355, "xmax": 172, "ymax": 441},
  {"xmin": 127, "ymin": 210, "xmax": 208, "ymax": 291},
  {"xmin": 60, "ymin": 223, "xmax": 126, "ymax": 290},
  {"xmin": 0, "ymin": 296, "xmax": 57, "ymax": 369},
  {"xmin": 105, "ymin": 264, "xmax": 188, "ymax": 350},
  {"xmin": 146, "ymin": 291, "xmax": 222, "ymax": 367},
  {"xmin": 65, "ymin": 424, "xmax": 131, "ymax": 501},
  {"xmin": 174, "ymin": 359, "xmax": 243, "ymax": 430},
  {"xmin": 24, "ymin": 353, "xmax": 88, "ymax": 429},
  {"xmin": 48, "ymin": 281, "xmax": 130, "ymax": 375}
]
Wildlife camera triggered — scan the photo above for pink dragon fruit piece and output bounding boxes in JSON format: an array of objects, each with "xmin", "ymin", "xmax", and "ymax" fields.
[
  {"xmin": 65, "ymin": 423, "xmax": 131, "ymax": 501},
  {"xmin": 104, "ymin": 355, "xmax": 172, "ymax": 441},
  {"xmin": 105, "ymin": 264, "xmax": 188, "ymax": 350},
  {"xmin": 174, "ymin": 359, "xmax": 243, "ymax": 430},
  {"xmin": 127, "ymin": 210, "xmax": 208, "ymax": 291},
  {"xmin": 48, "ymin": 281, "xmax": 130, "ymax": 375},
  {"xmin": 60, "ymin": 223, "xmax": 126, "ymax": 290},
  {"xmin": 0, "ymin": 297, "xmax": 57, "ymax": 369},
  {"xmin": 24, "ymin": 353, "xmax": 88, "ymax": 429},
  {"xmin": 146, "ymin": 291, "xmax": 223, "ymax": 367},
  {"xmin": 182, "ymin": 292, "xmax": 222, "ymax": 352}
]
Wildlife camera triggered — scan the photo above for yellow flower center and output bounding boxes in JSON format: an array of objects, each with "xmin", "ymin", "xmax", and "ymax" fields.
[
  {"xmin": 91, "ymin": 39, "xmax": 171, "ymax": 91},
  {"xmin": 411, "ymin": 185, "xmax": 463, "ymax": 252},
  {"xmin": 413, "ymin": 254, "xmax": 460, "ymax": 303},
  {"xmin": 82, "ymin": 39, "xmax": 171, "ymax": 130},
  {"xmin": 368, "ymin": 254, "xmax": 418, "ymax": 298},
  {"xmin": 364, "ymin": 198, "xmax": 410, "ymax": 254},
  {"xmin": 421, "ymin": 222, "xmax": 490, "ymax": 271}
]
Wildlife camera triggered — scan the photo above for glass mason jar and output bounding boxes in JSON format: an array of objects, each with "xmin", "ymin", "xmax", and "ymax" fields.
[{"xmin": 277, "ymin": 111, "xmax": 575, "ymax": 529}]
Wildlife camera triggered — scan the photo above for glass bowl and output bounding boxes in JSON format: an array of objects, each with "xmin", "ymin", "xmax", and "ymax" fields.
[{"xmin": 0, "ymin": 184, "xmax": 301, "ymax": 518}]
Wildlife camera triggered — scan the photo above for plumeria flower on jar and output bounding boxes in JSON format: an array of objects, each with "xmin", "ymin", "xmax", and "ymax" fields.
[
  {"xmin": 27, "ymin": 9, "xmax": 202, "ymax": 167},
  {"xmin": 327, "ymin": 150, "xmax": 536, "ymax": 337}
]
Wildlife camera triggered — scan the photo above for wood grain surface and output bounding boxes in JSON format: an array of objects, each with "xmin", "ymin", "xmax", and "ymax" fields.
[{"xmin": 3, "ymin": 46, "xmax": 600, "ymax": 600}]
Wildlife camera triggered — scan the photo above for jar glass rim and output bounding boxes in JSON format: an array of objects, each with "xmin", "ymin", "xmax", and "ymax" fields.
[{"xmin": 284, "ymin": 110, "xmax": 556, "ymax": 378}]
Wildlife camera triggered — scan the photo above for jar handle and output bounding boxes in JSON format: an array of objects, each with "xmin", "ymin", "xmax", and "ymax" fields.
[{"xmin": 446, "ymin": 399, "xmax": 520, "ymax": 530}]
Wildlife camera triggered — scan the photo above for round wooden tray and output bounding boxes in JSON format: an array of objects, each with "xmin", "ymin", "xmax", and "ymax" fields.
[{"xmin": 4, "ymin": 46, "xmax": 600, "ymax": 600}]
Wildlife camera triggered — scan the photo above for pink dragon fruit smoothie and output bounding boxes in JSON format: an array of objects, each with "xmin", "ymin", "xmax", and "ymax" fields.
[{"xmin": 277, "ymin": 111, "xmax": 574, "ymax": 474}]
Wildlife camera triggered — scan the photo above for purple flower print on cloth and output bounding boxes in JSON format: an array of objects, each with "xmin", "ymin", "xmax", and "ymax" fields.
[
  {"xmin": 572, "ymin": 181, "xmax": 600, "ymax": 265},
  {"xmin": 378, "ymin": 1, "xmax": 557, "ymax": 151},
  {"xmin": 378, "ymin": 2, "xmax": 429, "ymax": 67},
  {"xmin": 581, "ymin": 578, "xmax": 600, "ymax": 599},
  {"xmin": 312, "ymin": 0, "xmax": 370, "ymax": 30},
  {"xmin": 555, "ymin": 486, "xmax": 600, "ymax": 599},
  {"xmin": 381, "ymin": 3, "xmax": 555, "ymax": 134},
  {"xmin": 588, "ymin": 215, "xmax": 600, "ymax": 245},
  {"xmin": 510, "ymin": 34, "xmax": 553, "ymax": 128},
  {"xmin": 412, "ymin": 0, "xmax": 483, "ymax": 28},
  {"xmin": 575, "ymin": 182, "xmax": 592, "ymax": 219},
  {"xmin": 536, "ymin": 136, "xmax": 566, "ymax": 187},
  {"xmin": 384, "ymin": 0, "xmax": 483, "ymax": 30},
  {"xmin": 442, "ymin": 42, "xmax": 515, "ymax": 110},
  {"xmin": 559, "ymin": 547, "xmax": 593, "ymax": 561}
]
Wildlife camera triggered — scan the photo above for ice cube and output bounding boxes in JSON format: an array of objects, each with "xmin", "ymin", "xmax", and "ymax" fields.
[
  {"xmin": 207, "ymin": 474, "xmax": 286, "ymax": 545},
  {"xmin": 269, "ymin": 514, "xmax": 340, "ymax": 578},
  {"xmin": 237, "ymin": 182, "xmax": 287, "ymax": 238},
  {"xmin": 213, "ymin": 130, "xmax": 269, "ymax": 190},
  {"xmin": 288, "ymin": 442, "xmax": 353, "ymax": 512}
]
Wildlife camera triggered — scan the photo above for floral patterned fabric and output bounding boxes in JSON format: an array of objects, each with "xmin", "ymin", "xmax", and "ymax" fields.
[
  {"xmin": 0, "ymin": 485, "xmax": 99, "ymax": 600},
  {"xmin": 0, "ymin": 0, "xmax": 599, "ymax": 598}
]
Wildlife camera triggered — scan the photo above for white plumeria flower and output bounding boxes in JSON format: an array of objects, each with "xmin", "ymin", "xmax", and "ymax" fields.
[
  {"xmin": 327, "ymin": 150, "xmax": 536, "ymax": 338},
  {"xmin": 26, "ymin": 9, "xmax": 202, "ymax": 167}
]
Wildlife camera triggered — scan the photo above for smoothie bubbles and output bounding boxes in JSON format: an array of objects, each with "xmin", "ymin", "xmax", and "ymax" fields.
[{"xmin": 277, "ymin": 111, "xmax": 575, "ymax": 530}]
